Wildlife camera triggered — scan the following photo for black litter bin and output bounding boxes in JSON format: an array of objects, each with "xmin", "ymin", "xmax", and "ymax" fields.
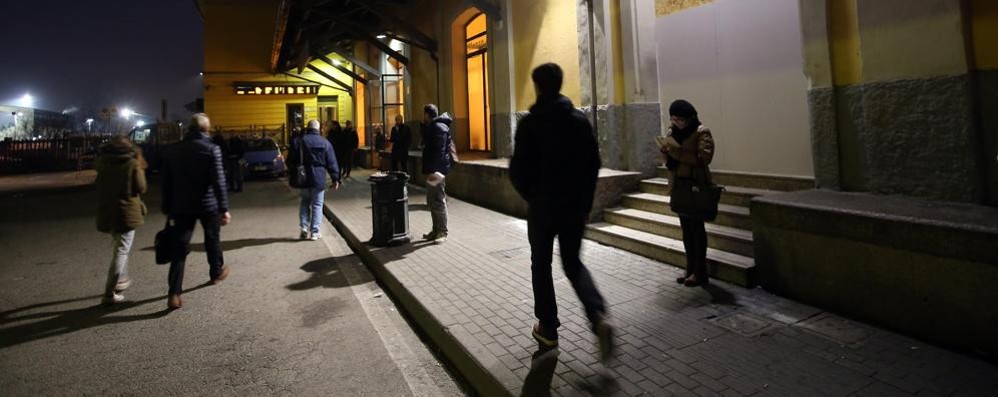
[{"xmin": 368, "ymin": 171, "xmax": 410, "ymax": 246}]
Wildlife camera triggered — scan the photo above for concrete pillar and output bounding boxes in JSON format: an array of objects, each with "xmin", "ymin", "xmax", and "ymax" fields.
[{"xmin": 488, "ymin": 0, "xmax": 518, "ymax": 158}]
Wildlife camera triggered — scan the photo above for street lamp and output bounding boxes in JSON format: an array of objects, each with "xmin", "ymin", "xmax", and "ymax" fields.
[
  {"xmin": 85, "ymin": 118, "xmax": 94, "ymax": 134},
  {"xmin": 18, "ymin": 93, "xmax": 34, "ymax": 108},
  {"xmin": 135, "ymin": 120, "xmax": 145, "ymax": 128},
  {"xmin": 121, "ymin": 107, "xmax": 134, "ymax": 120}
]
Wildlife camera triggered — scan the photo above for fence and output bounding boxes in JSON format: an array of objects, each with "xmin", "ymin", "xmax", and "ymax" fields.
[{"xmin": 0, "ymin": 136, "xmax": 108, "ymax": 175}]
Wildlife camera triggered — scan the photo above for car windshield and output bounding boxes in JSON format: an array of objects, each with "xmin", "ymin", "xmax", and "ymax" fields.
[{"xmin": 246, "ymin": 139, "xmax": 278, "ymax": 151}]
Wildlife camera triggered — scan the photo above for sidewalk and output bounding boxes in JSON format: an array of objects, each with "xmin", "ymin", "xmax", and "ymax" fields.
[
  {"xmin": 324, "ymin": 170, "xmax": 998, "ymax": 396},
  {"xmin": 0, "ymin": 169, "xmax": 96, "ymax": 195}
]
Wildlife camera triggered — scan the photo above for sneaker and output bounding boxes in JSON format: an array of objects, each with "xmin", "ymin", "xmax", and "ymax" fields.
[
  {"xmin": 299, "ymin": 229, "xmax": 309, "ymax": 240},
  {"xmin": 422, "ymin": 231, "xmax": 438, "ymax": 240},
  {"xmin": 595, "ymin": 318, "xmax": 616, "ymax": 362},
  {"xmin": 309, "ymin": 233, "xmax": 322, "ymax": 241},
  {"xmin": 432, "ymin": 232, "xmax": 447, "ymax": 243},
  {"xmin": 531, "ymin": 323, "xmax": 559, "ymax": 348},
  {"xmin": 101, "ymin": 292, "xmax": 124, "ymax": 305},
  {"xmin": 114, "ymin": 278, "xmax": 132, "ymax": 292}
]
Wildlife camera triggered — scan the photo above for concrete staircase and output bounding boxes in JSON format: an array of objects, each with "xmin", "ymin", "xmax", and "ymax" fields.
[{"xmin": 585, "ymin": 167, "xmax": 812, "ymax": 287}]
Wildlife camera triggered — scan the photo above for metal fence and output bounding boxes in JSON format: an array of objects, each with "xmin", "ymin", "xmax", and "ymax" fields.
[{"xmin": 0, "ymin": 136, "xmax": 108, "ymax": 175}]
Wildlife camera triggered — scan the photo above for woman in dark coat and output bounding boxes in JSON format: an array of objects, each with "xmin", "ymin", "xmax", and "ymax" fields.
[
  {"xmin": 95, "ymin": 135, "xmax": 148, "ymax": 304},
  {"xmin": 660, "ymin": 100, "xmax": 715, "ymax": 287}
]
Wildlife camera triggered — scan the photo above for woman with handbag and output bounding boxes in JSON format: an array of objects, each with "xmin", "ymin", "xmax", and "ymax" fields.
[
  {"xmin": 95, "ymin": 136, "xmax": 148, "ymax": 304},
  {"xmin": 660, "ymin": 100, "xmax": 715, "ymax": 287}
]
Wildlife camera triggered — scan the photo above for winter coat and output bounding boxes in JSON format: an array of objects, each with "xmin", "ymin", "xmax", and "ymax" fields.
[
  {"xmin": 510, "ymin": 95, "xmax": 601, "ymax": 217},
  {"xmin": 421, "ymin": 113, "xmax": 454, "ymax": 175},
  {"xmin": 390, "ymin": 124, "xmax": 412, "ymax": 156},
  {"xmin": 664, "ymin": 125, "xmax": 714, "ymax": 182},
  {"xmin": 161, "ymin": 131, "xmax": 230, "ymax": 215},
  {"xmin": 289, "ymin": 127, "xmax": 340, "ymax": 189},
  {"xmin": 96, "ymin": 142, "xmax": 147, "ymax": 233}
]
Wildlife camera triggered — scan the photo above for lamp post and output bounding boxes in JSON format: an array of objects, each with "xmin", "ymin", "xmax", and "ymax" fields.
[{"xmin": 85, "ymin": 118, "xmax": 94, "ymax": 135}]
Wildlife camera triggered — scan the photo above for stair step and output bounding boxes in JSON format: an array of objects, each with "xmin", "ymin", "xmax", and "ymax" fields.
[
  {"xmin": 585, "ymin": 223, "xmax": 755, "ymax": 287},
  {"xmin": 603, "ymin": 207, "xmax": 754, "ymax": 257},
  {"xmin": 639, "ymin": 178, "xmax": 779, "ymax": 206},
  {"xmin": 656, "ymin": 167, "xmax": 813, "ymax": 192},
  {"xmin": 622, "ymin": 193, "xmax": 753, "ymax": 230}
]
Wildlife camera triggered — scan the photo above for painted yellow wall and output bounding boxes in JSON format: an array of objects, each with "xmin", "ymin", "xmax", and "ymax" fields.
[
  {"xmin": 512, "ymin": 0, "xmax": 582, "ymax": 110},
  {"xmin": 203, "ymin": 2, "xmax": 278, "ymax": 73},
  {"xmin": 857, "ymin": 0, "xmax": 967, "ymax": 82},
  {"xmin": 610, "ymin": 0, "xmax": 625, "ymax": 104},
  {"xmin": 828, "ymin": 0, "xmax": 862, "ymax": 86},
  {"xmin": 973, "ymin": 0, "xmax": 998, "ymax": 70},
  {"xmin": 203, "ymin": 73, "xmax": 317, "ymax": 132}
]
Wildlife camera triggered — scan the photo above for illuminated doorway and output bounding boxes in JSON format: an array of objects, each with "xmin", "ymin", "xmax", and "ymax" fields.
[{"xmin": 465, "ymin": 13, "xmax": 490, "ymax": 151}]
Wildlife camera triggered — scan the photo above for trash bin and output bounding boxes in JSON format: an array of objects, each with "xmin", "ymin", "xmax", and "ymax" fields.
[{"xmin": 368, "ymin": 171, "xmax": 410, "ymax": 246}]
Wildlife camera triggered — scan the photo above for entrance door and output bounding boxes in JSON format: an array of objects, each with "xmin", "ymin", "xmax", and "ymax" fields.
[
  {"xmin": 466, "ymin": 13, "xmax": 490, "ymax": 151},
  {"xmin": 286, "ymin": 103, "xmax": 304, "ymax": 143}
]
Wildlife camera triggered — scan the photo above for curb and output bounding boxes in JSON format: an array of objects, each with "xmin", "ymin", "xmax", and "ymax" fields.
[{"xmin": 323, "ymin": 203, "xmax": 514, "ymax": 397}]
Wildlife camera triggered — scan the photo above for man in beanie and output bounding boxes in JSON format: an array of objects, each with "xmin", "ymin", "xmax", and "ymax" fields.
[{"xmin": 510, "ymin": 62, "xmax": 615, "ymax": 361}]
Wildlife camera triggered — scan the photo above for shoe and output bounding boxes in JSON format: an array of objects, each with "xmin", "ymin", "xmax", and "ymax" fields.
[
  {"xmin": 299, "ymin": 229, "xmax": 309, "ymax": 240},
  {"xmin": 101, "ymin": 292, "xmax": 124, "ymax": 305},
  {"xmin": 167, "ymin": 294, "xmax": 182, "ymax": 310},
  {"xmin": 309, "ymin": 233, "xmax": 322, "ymax": 241},
  {"xmin": 683, "ymin": 274, "xmax": 708, "ymax": 287},
  {"xmin": 210, "ymin": 266, "xmax": 231, "ymax": 285},
  {"xmin": 432, "ymin": 232, "xmax": 447, "ymax": 243},
  {"xmin": 595, "ymin": 317, "xmax": 616, "ymax": 362},
  {"xmin": 422, "ymin": 231, "xmax": 438, "ymax": 240},
  {"xmin": 676, "ymin": 273, "xmax": 691, "ymax": 284},
  {"xmin": 531, "ymin": 323, "xmax": 559, "ymax": 348},
  {"xmin": 114, "ymin": 278, "xmax": 132, "ymax": 292}
]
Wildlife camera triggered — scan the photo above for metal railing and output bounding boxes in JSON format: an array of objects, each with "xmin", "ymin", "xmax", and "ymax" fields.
[{"xmin": 0, "ymin": 136, "xmax": 108, "ymax": 175}]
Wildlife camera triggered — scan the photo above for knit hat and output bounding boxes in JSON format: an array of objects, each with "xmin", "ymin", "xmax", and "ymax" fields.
[{"xmin": 668, "ymin": 99, "xmax": 698, "ymax": 119}]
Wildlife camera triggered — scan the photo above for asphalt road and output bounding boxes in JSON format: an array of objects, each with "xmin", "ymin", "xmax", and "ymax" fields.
[{"xmin": 0, "ymin": 176, "xmax": 462, "ymax": 396}]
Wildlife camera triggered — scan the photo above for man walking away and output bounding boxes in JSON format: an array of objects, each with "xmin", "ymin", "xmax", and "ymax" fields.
[
  {"xmin": 509, "ymin": 63, "xmax": 615, "ymax": 361},
  {"xmin": 289, "ymin": 120, "xmax": 341, "ymax": 241},
  {"xmin": 161, "ymin": 113, "xmax": 232, "ymax": 310},
  {"xmin": 389, "ymin": 114, "xmax": 412, "ymax": 173},
  {"xmin": 421, "ymin": 104, "xmax": 453, "ymax": 243},
  {"xmin": 341, "ymin": 120, "xmax": 359, "ymax": 178},
  {"xmin": 227, "ymin": 134, "xmax": 245, "ymax": 192}
]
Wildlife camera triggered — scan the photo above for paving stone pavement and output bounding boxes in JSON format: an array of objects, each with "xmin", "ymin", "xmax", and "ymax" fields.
[{"xmin": 326, "ymin": 170, "xmax": 998, "ymax": 396}]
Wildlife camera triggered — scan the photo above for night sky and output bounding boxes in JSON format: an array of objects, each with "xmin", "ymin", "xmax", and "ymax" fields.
[{"xmin": 0, "ymin": 1, "xmax": 203, "ymax": 122}]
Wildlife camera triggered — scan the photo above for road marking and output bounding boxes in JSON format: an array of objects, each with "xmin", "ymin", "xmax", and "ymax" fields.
[{"xmin": 320, "ymin": 220, "xmax": 446, "ymax": 397}]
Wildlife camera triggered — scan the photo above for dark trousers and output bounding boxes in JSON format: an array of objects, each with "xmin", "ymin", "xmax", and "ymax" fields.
[
  {"xmin": 391, "ymin": 152, "xmax": 408, "ymax": 173},
  {"xmin": 168, "ymin": 213, "xmax": 224, "ymax": 295},
  {"xmin": 679, "ymin": 216, "xmax": 708, "ymax": 279},
  {"xmin": 528, "ymin": 209, "xmax": 606, "ymax": 332},
  {"xmin": 337, "ymin": 150, "xmax": 354, "ymax": 177}
]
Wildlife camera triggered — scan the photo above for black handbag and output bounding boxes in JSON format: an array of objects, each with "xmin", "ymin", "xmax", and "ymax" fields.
[
  {"xmin": 289, "ymin": 139, "xmax": 308, "ymax": 188},
  {"xmin": 669, "ymin": 177, "xmax": 724, "ymax": 221},
  {"xmin": 154, "ymin": 218, "xmax": 176, "ymax": 265}
]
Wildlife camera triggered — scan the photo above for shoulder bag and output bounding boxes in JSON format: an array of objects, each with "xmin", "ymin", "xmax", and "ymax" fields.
[
  {"xmin": 668, "ymin": 132, "xmax": 724, "ymax": 222},
  {"xmin": 289, "ymin": 138, "xmax": 308, "ymax": 188}
]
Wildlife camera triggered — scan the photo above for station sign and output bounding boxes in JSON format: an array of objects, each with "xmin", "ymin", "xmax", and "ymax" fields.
[{"xmin": 233, "ymin": 83, "xmax": 319, "ymax": 96}]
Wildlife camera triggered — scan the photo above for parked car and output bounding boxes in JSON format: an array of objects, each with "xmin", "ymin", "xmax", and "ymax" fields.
[{"xmin": 243, "ymin": 138, "xmax": 286, "ymax": 178}]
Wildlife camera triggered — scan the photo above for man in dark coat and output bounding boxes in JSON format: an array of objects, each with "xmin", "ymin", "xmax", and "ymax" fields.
[
  {"xmin": 161, "ymin": 113, "xmax": 232, "ymax": 310},
  {"xmin": 227, "ymin": 134, "xmax": 245, "ymax": 192},
  {"xmin": 340, "ymin": 120, "xmax": 359, "ymax": 178},
  {"xmin": 420, "ymin": 104, "xmax": 453, "ymax": 243},
  {"xmin": 509, "ymin": 63, "xmax": 615, "ymax": 361},
  {"xmin": 288, "ymin": 120, "xmax": 341, "ymax": 241},
  {"xmin": 389, "ymin": 114, "xmax": 412, "ymax": 173}
]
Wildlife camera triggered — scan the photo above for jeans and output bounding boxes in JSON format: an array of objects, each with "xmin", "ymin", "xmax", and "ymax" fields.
[
  {"xmin": 528, "ymin": 209, "xmax": 606, "ymax": 332},
  {"xmin": 426, "ymin": 179, "xmax": 448, "ymax": 234},
  {"xmin": 168, "ymin": 213, "xmax": 224, "ymax": 295},
  {"xmin": 104, "ymin": 230, "xmax": 135, "ymax": 294},
  {"xmin": 679, "ymin": 216, "xmax": 708, "ymax": 279},
  {"xmin": 299, "ymin": 187, "xmax": 326, "ymax": 234}
]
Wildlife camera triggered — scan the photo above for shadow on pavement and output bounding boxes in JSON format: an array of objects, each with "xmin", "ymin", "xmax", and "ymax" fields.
[
  {"xmin": 702, "ymin": 283, "xmax": 738, "ymax": 306},
  {"xmin": 0, "ymin": 284, "xmax": 210, "ymax": 349},
  {"xmin": 285, "ymin": 255, "xmax": 374, "ymax": 291},
  {"xmin": 139, "ymin": 237, "xmax": 302, "ymax": 253},
  {"xmin": 520, "ymin": 346, "xmax": 560, "ymax": 397},
  {"xmin": 408, "ymin": 203, "xmax": 429, "ymax": 212}
]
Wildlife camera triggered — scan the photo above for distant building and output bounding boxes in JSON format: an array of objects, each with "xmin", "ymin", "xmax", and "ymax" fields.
[{"xmin": 0, "ymin": 105, "xmax": 74, "ymax": 140}]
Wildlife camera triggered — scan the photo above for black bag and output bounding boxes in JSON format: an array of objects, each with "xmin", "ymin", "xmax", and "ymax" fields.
[
  {"xmin": 289, "ymin": 139, "xmax": 308, "ymax": 188},
  {"xmin": 669, "ymin": 177, "xmax": 724, "ymax": 221},
  {"xmin": 154, "ymin": 219, "xmax": 176, "ymax": 265}
]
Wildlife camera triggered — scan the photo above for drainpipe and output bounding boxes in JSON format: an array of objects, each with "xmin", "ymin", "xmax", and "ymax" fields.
[{"xmin": 586, "ymin": 0, "xmax": 599, "ymax": 138}]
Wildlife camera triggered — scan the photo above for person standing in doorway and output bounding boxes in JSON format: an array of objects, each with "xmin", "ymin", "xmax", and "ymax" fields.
[
  {"xmin": 95, "ymin": 136, "xmax": 147, "ymax": 305},
  {"xmin": 340, "ymin": 120, "xmax": 359, "ymax": 178},
  {"xmin": 389, "ymin": 114, "xmax": 412, "ymax": 173},
  {"xmin": 421, "ymin": 104, "xmax": 453, "ymax": 243},
  {"xmin": 161, "ymin": 113, "xmax": 232, "ymax": 310},
  {"xmin": 288, "ymin": 120, "xmax": 341, "ymax": 240},
  {"xmin": 509, "ymin": 63, "xmax": 615, "ymax": 361},
  {"xmin": 660, "ymin": 99, "xmax": 715, "ymax": 287}
]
